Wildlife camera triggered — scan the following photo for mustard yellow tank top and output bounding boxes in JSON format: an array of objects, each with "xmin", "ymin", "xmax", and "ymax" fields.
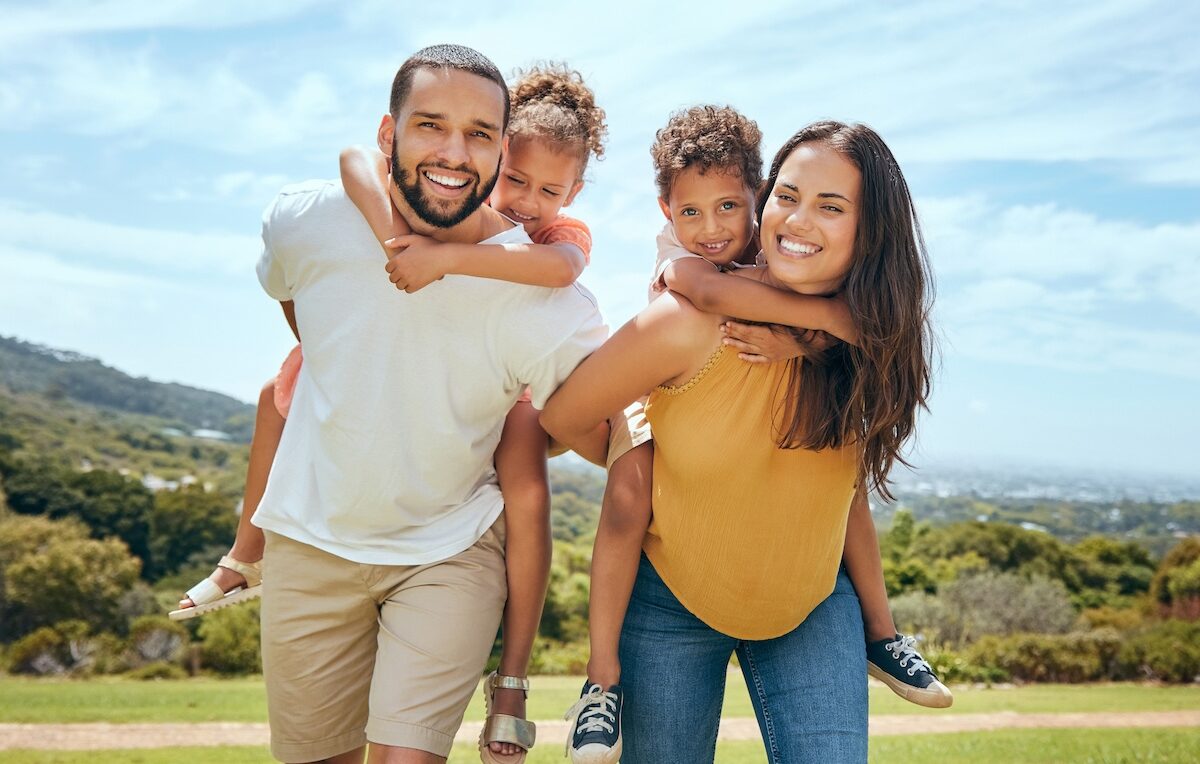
[{"xmin": 643, "ymin": 344, "xmax": 859, "ymax": 640}]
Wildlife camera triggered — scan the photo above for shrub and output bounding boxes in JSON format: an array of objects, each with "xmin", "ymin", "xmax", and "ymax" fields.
[
  {"xmin": 197, "ymin": 600, "xmax": 260, "ymax": 674},
  {"xmin": 966, "ymin": 630, "xmax": 1124, "ymax": 683},
  {"xmin": 527, "ymin": 639, "xmax": 589, "ymax": 675},
  {"xmin": 918, "ymin": 644, "xmax": 1008, "ymax": 684},
  {"xmin": 890, "ymin": 572, "xmax": 1075, "ymax": 646},
  {"xmin": 7, "ymin": 627, "xmax": 67, "ymax": 675},
  {"xmin": 126, "ymin": 615, "xmax": 187, "ymax": 666},
  {"xmin": 1118, "ymin": 620, "xmax": 1200, "ymax": 683}
]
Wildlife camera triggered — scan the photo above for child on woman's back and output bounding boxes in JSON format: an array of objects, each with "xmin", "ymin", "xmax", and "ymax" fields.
[{"xmin": 563, "ymin": 105, "xmax": 950, "ymax": 764}]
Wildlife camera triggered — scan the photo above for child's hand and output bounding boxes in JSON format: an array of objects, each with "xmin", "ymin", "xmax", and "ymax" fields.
[
  {"xmin": 384, "ymin": 234, "xmax": 447, "ymax": 293},
  {"xmin": 721, "ymin": 321, "xmax": 833, "ymax": 363}
]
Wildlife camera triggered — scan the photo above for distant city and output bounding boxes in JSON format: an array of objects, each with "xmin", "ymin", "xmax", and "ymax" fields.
[{"xmin": 889, "ymin": 460, "xmax": 1200, "ymax": 504}]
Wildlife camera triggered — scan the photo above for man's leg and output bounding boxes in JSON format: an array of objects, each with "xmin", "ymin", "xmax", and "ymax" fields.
[
  {"xmin": 261, "ymin": 531, "xmax": 380, "ymax": 763},
  {"xmin": 365, "ymin": 516, "xmax": 509, "ymax": 761}
]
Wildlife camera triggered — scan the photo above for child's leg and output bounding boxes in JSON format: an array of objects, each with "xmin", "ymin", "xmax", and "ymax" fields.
[
  {"xmin": 586, "ymin": 441, "xmax": 653, "ymax": 687},
  {"xmin": 179, "ymin": 378, "xmax": 282, "ymax": 607},
  {"xmin": 841, "ymin": 486, "xmax": 897, "ymax": 642},
  {"xmin": 846, "ymin": 486, "xmax": 953, "ymax": 707},
  {"xmin": 489, "ymin": 400, "xmax": 551, "ymax": 755}
]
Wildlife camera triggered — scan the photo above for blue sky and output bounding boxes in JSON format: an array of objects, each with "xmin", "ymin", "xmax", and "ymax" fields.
[{"xmin": 1, "ymin": 1, "xmax": 1197, "ymax": 478}]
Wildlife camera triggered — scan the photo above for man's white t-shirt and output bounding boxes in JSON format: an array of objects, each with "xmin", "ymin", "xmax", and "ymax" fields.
[{"xmin": 254, "ymin": 180, "xmax": 608, "ymax": 565}]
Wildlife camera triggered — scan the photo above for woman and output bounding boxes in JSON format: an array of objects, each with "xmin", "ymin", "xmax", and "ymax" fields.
[{"xmin": 541, "ymin": 120, "xmax": 934, "ymax": 763}]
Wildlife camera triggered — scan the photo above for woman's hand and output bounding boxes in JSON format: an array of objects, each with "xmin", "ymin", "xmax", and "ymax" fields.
[
  {"xmin": 721, "ymin": 321, "xmax": 833, "ymax": 363},
  {"xmin": 384, "ymin": 234, "xmax": 447, "ymax": 293}
]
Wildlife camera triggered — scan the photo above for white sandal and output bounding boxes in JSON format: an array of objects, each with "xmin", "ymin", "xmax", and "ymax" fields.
[{"xmin": 168, "ymin": 555, "xmax": 263, "ymax": 621}]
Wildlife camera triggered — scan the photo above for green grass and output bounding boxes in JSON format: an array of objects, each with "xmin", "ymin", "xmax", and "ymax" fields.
[
  {"xmin": 2, "ymin": 674, "xmax": 1199, "ymax": 724},
  {"xmin": 4, "ymin": 729, "xmax": 1200, "ymax": 763},
  {"xmin": 2, "ymin": 671, "xmax": 1200, "ymax": 719}
]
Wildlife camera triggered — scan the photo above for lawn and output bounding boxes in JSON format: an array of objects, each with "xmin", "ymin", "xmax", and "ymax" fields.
[
  {"xmin": 1, "ymin": 674, "xmax": 1199, "ymax": 724},
  {"xmin": 2, "ymin": 729, "xmax": 1200, "ymax": 763}
]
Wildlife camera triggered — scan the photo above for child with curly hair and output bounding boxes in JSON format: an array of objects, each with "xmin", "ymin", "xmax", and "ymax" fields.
[
  {"xmin": 563, "ymin": 106, "xmax": 949, "ymax": 764},
  {"xmin": 340, "ymin": 63, "xmax": 607, "ymax": 764},
  {"xmin": 174, "ymin": 62, "xmax": 607, "ymax": 764}
]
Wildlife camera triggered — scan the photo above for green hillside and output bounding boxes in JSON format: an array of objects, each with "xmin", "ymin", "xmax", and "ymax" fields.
[{"xmin": 0, "ymin": 336, "xmax": 254, "ymax": 442}]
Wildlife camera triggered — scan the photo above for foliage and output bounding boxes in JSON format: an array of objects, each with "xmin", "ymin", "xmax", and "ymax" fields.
[
  {"xmin": 146, "ymin": 486, "xmax": 237, "ymax": 578},
  {"xmin": 0, "ymin": 514, "xmax": 142, "ymax": 640},
  {"xmin": 891, "ymin": 571, "xmax": 1075, "ymax": 646},
  {"xmin": 1150, "ymin": 536, "xmax": 1200, "ymax": 618},
  {"xmin": 1119, "ymin": 620, "xmax": 1200, "ymax": 682},
  {"xmin": 966, "ymin": 630, "xmax": 1125, "ymax": 683},
  {"xmin": 197, "ymin": 601, "xmax": 261, "ymax": 674},
  {"xmin": 0, "ymin": 335, "xmax": 254, "ymax": 440}
]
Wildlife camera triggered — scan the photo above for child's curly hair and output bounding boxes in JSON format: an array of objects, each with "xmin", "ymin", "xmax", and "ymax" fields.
[
  {"xmin": 651, "ymin": 105, "xmax": 763, "ymax": 199},
  {"xmin": 509, "ymin": 63, "xmax": 607, "ymax": 179}
]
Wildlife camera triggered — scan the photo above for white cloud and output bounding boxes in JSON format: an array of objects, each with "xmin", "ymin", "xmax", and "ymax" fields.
[
  {"xmin": 922, "ymin": 194, "xmax": 1200, "ymax": 379},
  {"xmin": 0, "ymin": 200, "xmax": 260, "ymax": 277}
]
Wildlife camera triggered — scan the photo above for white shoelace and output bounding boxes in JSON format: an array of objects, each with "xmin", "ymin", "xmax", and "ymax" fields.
[
  {"xmin": 885, "ymin": 635, "xmax": 933, "ymax": 677},
  {"xmin": 563, "ymin": 684, "xmax": 618, "ymax": 754}
]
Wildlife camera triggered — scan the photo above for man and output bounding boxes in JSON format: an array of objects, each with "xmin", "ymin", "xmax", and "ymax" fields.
[{"xmin": 254, "ymin": 44, "xmax": 607, "ymax": 763}]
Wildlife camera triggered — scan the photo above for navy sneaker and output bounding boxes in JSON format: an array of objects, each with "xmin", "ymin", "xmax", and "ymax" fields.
[
  {"xmin": 866, "ymin": 633, "xmax": 953, "ymax": 708},
  {"xmin": 564, "ymin": 682, "xmax": 623, "ymax": 764}
]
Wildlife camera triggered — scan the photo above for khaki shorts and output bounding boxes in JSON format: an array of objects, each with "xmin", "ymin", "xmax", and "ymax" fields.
[
  {"xmin": 607, "ymin": 396, "xmax": 653, "ymax": 470},
  {"xmin": 260, "ymin": 518, "xmax": 507, "ymax": 761}
]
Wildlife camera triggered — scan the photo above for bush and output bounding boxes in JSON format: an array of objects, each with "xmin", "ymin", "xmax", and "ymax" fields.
[
  {"xmin": 918, "ymin": 644, "xmax": 1008, "ymax": 684},
  {"xmin": 890, "ymin": 572, "xmax": 1075, "ymax": 646},
  {"xmin": 7, "ymin": 627, "xmax": 67, "ymax": 675},
  {"xmin": 1118, "ymin": 620, "xmax": 1200, "ymax": 683},
  {"xmin": 966, "ymin": 630, "xmax": 1124, "ymax": 683},
  {"xmin": 527, "ymin": 639, "xmax": 589, "ymax": 675},
  {"xmin": 197, "ymin": 600, "xmax": 260, "ymax": 674},
  {"xmin": 126, "ymin": 615, "xmax": 187, "ymax": 667}
]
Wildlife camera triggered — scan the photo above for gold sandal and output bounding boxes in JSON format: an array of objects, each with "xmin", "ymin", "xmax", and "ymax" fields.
[{"xmin": 479, "ymin": 671, "xmax": 536, "ymax": 764}]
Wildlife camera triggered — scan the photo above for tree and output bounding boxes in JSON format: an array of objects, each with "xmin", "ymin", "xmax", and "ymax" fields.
[
  {"xmin": 2, "ymin": 515, "xmax": 141, "ymax": 639},
  {"xmin": 1150, "ymin": 536, "xmax": 1200, "ymax": 618},
  {"xmin": 147, "ymin": 485, "xmax": 237, "ymax": 579}
]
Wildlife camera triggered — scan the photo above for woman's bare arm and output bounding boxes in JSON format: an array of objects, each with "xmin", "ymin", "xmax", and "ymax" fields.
[{"xmin": 540, "ymin": 293, "xmax": 714, "ymax": 450}]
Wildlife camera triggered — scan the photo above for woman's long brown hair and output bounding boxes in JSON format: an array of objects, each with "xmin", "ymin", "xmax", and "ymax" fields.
[{"xmin": 756, "ymin": 121, "xmax": 935, "ymax": 501}]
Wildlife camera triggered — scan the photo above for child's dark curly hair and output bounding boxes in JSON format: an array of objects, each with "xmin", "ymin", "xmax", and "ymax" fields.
[
  {"xmin": 509, "ymin": 63, "xmax": 607, "ymax": 179},
  {"xmin": 651, "ymin": 105, "xmax": 763, "ymax": 199}
]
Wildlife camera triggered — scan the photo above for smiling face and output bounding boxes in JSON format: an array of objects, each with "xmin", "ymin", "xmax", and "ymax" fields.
[
  {"xmin": 490, "ymin": 137, "xmax": 584, "ymax": 234},
  {"xmin": 658, "ymin": 166, "xmax": 755, "ymax": 267},
  {"xmin": 759, "ymin": 142, "xmax": 861, "ymax": 295},
  {"xmin": 382, "ymin": 66, "xmax": 506, "ymax": 230}
]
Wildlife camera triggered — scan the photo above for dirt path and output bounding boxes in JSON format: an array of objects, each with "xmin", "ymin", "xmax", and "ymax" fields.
[{"xmin": 2, "ymin": 711, "xmax": 1198, "ymax": 750}]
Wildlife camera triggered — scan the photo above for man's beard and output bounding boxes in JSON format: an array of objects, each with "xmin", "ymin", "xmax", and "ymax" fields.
[{"xmin": 392, "ymin": 143, "xmax": 499, "ymax": 229}]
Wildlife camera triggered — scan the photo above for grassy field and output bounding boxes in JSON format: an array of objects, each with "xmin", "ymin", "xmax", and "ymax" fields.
[
  {"xmin": 3, "ymin": 729, "xmax": 1200, "ymax": 763},
  {"xmin": 2, "ymin": 674, "xmax": 1199, "ymax": 724}
]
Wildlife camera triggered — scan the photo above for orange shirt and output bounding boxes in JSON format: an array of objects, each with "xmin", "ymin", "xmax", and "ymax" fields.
[{"xmin": 531, "ymin": 215, "xmax": 591, "ymax": 263}]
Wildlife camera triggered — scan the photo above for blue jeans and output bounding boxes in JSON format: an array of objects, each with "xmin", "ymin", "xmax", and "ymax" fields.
[{"xmin": 618, "ymin": 555, "xmax": 867, "ymax": 763}]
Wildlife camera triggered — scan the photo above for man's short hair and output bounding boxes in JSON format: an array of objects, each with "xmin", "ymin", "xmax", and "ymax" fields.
[{"xmin": 390, "ymin": 44, "xmax": 510, "ymax": 128}]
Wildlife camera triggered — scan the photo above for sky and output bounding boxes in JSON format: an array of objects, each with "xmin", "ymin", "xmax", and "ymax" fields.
[{"xmin": 1, "ymin": 0, "xmax": 1198, "ymax": 479}]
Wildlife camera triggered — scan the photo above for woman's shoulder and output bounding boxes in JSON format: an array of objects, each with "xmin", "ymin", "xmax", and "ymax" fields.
[{"xmin": 640, "ymin": 290, "xmax": 724, "ymax": 363}]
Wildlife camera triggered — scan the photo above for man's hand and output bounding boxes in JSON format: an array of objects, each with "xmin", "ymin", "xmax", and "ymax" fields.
[
  {"xmin": 721, "ymin": 321, "xmax": 835, "ymax": 364},
  {"xmin": 384, "ymin": 234, "xmax": 447, "ymax": 293}
]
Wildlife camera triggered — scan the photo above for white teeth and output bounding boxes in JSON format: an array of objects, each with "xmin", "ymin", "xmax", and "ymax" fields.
[
  {"xmin": 424, "ymin": 171, "xmax": 469, "ymax": 188},
  {"xmin": 779, "ymin": 238, "xmax": 819, "ymax": 255},
  {"xmin": 701, "ymin": 241, "xmax": 729, "ymax": 251},
  {"xmin": 510, "ymin": 210, "xmax": 534, "ymax": 221}
]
